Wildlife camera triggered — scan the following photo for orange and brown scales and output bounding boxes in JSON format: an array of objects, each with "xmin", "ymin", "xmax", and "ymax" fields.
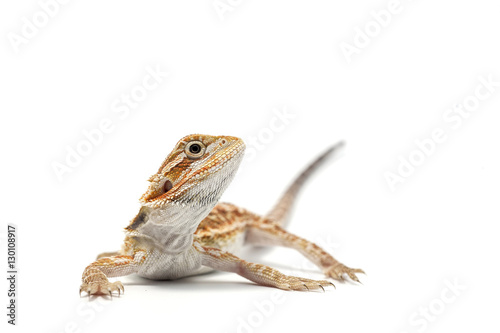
[
  {"xmin": 91, "ymin": 255, "xmax": 135, "ymax": 268},
  {"xmin": 156, "ymin": 135, "xmax": 221, "ymax": 173},
  {"xmin": 123, "ymin": 238, "xmax": 148, "ymax": 261},
  {"xmin": 139, "ymin": 134, "xmax": 243, "ymax": 206},
  {"xmin": 82, "ymin": 255, "xmax": 136, "ymax": 285},
  {"xmin": 195, "ymin": 203, "xmax": 254, "ymax": 248}
]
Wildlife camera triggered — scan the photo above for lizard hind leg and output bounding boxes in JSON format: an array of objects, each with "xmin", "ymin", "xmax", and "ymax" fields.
[
  {"xmin": 246, "ymin": 222, "xmax": 364, "ymax": 283},
  {"xmin": 195, "ymin": 241, "xmax": 333, "ymax": 291}
]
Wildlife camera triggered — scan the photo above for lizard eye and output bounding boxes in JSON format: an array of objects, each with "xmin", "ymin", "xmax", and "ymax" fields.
[{"xmin": 185, "ymin": 141, "xmax": 206, "ymax": 159}]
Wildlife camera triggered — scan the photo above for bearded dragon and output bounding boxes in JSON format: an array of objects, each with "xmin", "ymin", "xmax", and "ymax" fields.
[{"xmin": 80, "ymin": 134, "xmax": 364, "ymax": 295}]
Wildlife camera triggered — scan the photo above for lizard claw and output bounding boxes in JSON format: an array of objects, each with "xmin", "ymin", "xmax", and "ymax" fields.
[
  {"xmin": 324, "ymin": 263, "xmax": 364, "ymax": 283},
  {"xmin": 278, "ymin": 276, "xmax": 334, "ymax": 292},
  {"xmin": 79, "ymin": 280, "xmax": 124, "ymax": 296}
]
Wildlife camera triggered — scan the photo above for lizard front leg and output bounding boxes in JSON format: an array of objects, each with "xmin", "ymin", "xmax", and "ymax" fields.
[
  {"xmin": 246, "ymin": 222, "xmax": 364, "ymax": 282},
  {"xmin": 96, "ymin": 251, "xmax": 120, "ymax": 260},
  {"xmin": 80, "ymin": 250, "xmax": 146, "ymax": 296},
  {"xmin": 194, "ymin": 242, "xmax": 333, "ymax": 291}
]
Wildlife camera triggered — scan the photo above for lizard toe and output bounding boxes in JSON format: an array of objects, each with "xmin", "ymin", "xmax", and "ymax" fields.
[
  {"xmin": 324, "ymin": 263, "xmax": 364, "ymax": 283},
  {"xmin": 79, "ymin": 280, "xmax": 124, "ymax": 296},
  {"xmin": 280, "ymin": 276, "xmax": 335, "ymax": 291}
]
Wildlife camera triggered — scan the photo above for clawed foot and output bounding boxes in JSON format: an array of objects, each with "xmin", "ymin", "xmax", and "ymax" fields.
[
  {"xmin": 324, "ymin": 263, "xmax": 365, "ymax": 283},
  {"xmin": 277, "ymin": 276, "xmax": 335, "ymax": 291},
  {"xmin": 80, "ymin": 280, "xmax": 124, "ymax": 296}
]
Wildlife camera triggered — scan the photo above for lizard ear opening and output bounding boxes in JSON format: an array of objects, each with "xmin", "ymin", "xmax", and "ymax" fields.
[
  {"xmin": 163, "ymin": 180, "xmax": 173, "ymax": 193},
  {"xmin": 140, "ymin": 177, "xmax": 174, "ymax": 204}
]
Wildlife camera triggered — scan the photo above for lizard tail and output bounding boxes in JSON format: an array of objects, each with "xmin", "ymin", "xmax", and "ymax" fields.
[{"xmin": 264, "ymin": 141, "xmax": 345, "ymax": 228}]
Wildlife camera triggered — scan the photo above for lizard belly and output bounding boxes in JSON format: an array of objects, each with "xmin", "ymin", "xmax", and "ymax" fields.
[
  {"xmin": 137, "ymin": 246, "xmax": 206, "ymax": 280},
  {"xmin": 136, "ymin": 231, "xmax": 246, "ymax": 280}
]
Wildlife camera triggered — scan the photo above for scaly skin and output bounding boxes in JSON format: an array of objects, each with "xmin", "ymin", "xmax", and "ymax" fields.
[{"xmin": 80, "ymin": 134, "xmax": 363, "ymax": 296}]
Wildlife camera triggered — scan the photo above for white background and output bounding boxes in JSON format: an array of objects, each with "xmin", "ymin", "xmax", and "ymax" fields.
[{"xmin": 1, "ymin": 1, "xmax": 500, "ymax": 332}]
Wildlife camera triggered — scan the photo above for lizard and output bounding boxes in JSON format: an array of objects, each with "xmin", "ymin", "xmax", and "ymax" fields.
[{"xmin": 79, "ymin": 134, "xmax": 364, "ymax": 296}]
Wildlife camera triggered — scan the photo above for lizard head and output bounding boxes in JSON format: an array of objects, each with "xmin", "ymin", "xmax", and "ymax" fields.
[{"xmin": 139, "ymin": 134, "xmax": 245, "ymax": 209}]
